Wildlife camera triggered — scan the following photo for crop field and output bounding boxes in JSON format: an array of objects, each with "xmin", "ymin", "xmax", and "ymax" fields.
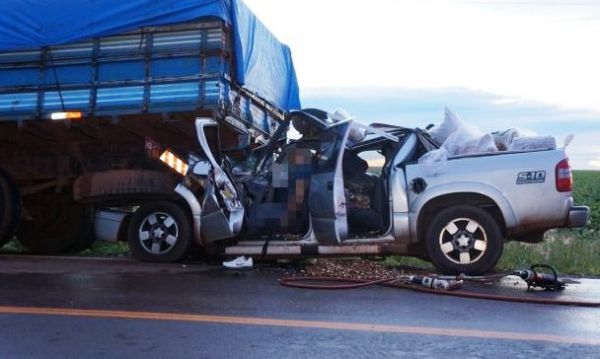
[
  {"xmin": 496, "ymin": 170, "xmax": 600, "ymax": 275},
  {"xmin": 571, "ymin": 170, "xmax": 600, "ymax": 233}
]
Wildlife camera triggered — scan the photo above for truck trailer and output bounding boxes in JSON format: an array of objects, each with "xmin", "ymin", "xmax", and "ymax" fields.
[{"xmin": 0, "ymin": 0, "xmax": 300, "ymax": 253}]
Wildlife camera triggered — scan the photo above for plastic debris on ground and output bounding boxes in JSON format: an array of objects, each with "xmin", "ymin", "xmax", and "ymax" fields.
[
  {"xmin": 420, "ymin": 107, "xmax": 561, "ymax": 175},
  {"xmin": 223, "ymin": 256, "xmax": 254, "ymax": 269}
]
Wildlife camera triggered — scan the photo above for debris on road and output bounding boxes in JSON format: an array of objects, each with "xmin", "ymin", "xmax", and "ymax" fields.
[
  {"xmin": 223, "ymin": 256, "xmax": 254, "ymax": 269},
  {"xmin": 303, "ymin": 258, "xmax": 401, "ymax": 281},
  {"xmin": 279, "ymin": 258, "xmax": 600, "ymax": 307}
]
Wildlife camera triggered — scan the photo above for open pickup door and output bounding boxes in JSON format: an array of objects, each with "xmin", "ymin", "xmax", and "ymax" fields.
[
  {"xmin": 307, "ymin": 119, "xmax": 352, "ymax": 245},
  {"xmin": 192, "ymin": 118, "xmax": 244, "ymax": 243}
]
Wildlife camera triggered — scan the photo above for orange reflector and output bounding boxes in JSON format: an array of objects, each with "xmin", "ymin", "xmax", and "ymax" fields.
[
  {"xmin": 159, "ymin": 150, "xmax": 189, "ymax": 176},
  {"xmin": 50, "ymin": 111, "xmax": 83, "ymax": 120}
]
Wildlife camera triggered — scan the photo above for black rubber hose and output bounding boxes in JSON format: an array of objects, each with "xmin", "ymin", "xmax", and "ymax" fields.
[
  {"xmin": 279, "ymin": 276, "xmax": 397, "ymax": 290},
  {"xmin": 279, "ymin": 276, "xmax": 600, "ymax": 308}
]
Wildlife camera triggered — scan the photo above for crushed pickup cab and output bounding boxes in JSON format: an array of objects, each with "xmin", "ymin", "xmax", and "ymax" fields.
[{"xmin": 122, "ymin": 109, "xmax": 590, "ymax": 274}]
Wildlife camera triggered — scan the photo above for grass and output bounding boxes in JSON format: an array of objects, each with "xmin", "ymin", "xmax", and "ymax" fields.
[
  {"xmin": 78, "ymin": 241, "xmax": 130, "ymax": 257},
  {"xmin": 495, "ymin": 170, "xmax": 599, "ymax": 276},
  {"xmin": 385, "ymin": 170, "xmax": 600, "ymax": 276},
  {"xmin": 571, "ymin": 170, "xmax": 600, "ymax": 233},
  {"xmin": 497, "ymin": 230, "xmax": 599, "ymax": 275},
  {"xmin": 0, "ymin": 238, "xmax": 27, "ymax": 254},
  {"xmin": 0, "ymin": 237, "xmax": 130, "ymax": 257}
]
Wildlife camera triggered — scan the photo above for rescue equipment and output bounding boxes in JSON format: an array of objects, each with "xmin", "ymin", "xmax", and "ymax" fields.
[
  {"xmin": 514, "ymin": 264, "xmax": 565, "ymax": 291},
  {"xmin": 279, "ymin": 263, "xmax": 599, "ymax": 307}
]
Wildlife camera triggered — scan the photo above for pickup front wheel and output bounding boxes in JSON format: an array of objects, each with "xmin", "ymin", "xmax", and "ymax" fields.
[
  {"xmin": 127, "ymin": 201, "xmax": 192, "ymax": 262},
  {"xmin": 425, "ymin": 205, "xmax": 503, "ymax": 275}
]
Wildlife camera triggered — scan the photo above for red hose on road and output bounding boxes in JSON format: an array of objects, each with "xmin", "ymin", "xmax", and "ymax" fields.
[{"xmin": 279, "ymin": 276, "xmax": 600, "ymax": 308}]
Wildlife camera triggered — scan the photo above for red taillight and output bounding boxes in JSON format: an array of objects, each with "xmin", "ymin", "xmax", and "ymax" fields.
[{"xmin": 555, "ymin": 158, "xmax": 572, "ymax": 192}]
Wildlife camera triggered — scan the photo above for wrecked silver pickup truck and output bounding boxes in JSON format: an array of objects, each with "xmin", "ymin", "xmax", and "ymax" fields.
[{"xmin": 112, "ymin": 108, "xmax": 589, "ymax": 274}]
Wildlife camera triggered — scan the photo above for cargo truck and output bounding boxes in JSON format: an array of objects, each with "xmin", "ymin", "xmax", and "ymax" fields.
[{"xmin": 0, "ymin": 0, "xmax": 300, "ymax": 253}]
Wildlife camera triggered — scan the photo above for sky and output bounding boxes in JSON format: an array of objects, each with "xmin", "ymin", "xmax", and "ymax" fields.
[{"xmin": 243, "ymin": 0, "xmax": 600, "ymax": 169}]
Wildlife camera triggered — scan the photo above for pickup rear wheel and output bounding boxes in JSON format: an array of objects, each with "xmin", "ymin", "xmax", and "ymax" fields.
[
  {"xmin": 127, "ymin": 201, "xmax": 192, "ymax": 262},
  {"xmin": 425, "ymin": 205, "xmax": 503, "ymax": 275}
]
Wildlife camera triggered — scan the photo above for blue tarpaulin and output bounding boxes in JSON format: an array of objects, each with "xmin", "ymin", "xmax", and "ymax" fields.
[{"xmin": 0, "ymin": 0, "xmax": 300, "ymax": 111}]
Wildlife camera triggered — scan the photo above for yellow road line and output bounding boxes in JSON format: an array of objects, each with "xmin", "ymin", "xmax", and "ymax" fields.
[{"xmin": 0, "ymin": 305, "xmax": 597, "ymax": 346}]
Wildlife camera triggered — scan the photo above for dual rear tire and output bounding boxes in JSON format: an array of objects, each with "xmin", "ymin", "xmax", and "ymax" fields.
[
  {"xmin": 18, "ymin": 192, "xmax": 95, "ymax": 254},
  {"xmin": 0, "ymin": 168, "xmax": 96, "ymax": 254}
]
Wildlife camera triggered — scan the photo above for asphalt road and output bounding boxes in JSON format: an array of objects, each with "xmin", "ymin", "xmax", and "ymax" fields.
[{"xmin": 0, "ymin": 255, "xmax": 599, "ymax": 359}]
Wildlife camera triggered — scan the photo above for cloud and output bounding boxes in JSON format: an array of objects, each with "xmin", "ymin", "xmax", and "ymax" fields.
[
  {"xmin": 491, "ymin": 98, "xmax": 519, "ymax": 105},
  {"xmin": 589, "ymin": 159, "xmax": 600, "ymax": 169},
  {"xmin": 245, "ymin": 0, "xmax": 600, "ymax": 111}
]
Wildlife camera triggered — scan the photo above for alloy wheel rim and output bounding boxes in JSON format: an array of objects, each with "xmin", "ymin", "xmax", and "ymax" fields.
[
  {"xmin": 138, "ymin": 211, "xmax": 179, "ymax": 255},
  {"xmin": 438, "ymin": 217, "xmax": 488, "ymax": 265}
]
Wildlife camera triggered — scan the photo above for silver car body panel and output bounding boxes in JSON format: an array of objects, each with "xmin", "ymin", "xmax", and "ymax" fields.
[
  {"xmin": 389, "ymin": 134, "xmax": 416, "ymax": 241},
  {"xmin": 308, "ymin": 120, "xmax": 352, "ymax": 245},
  {"xmin": 174, "ymin": 183, "xmax": 202, "ymax": 244},
  {"xmin": 193, "ymin": 118, "xmax": 245, "ymax": 243},
  {"xmin": 405, "ymin": 148, "xmax": 571, "ymax": 238}
]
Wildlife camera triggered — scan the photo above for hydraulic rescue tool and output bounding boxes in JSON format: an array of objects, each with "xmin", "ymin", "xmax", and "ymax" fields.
[{"xmin": 514, "ymin": 264, "xmax": 565, "ymax": 291}]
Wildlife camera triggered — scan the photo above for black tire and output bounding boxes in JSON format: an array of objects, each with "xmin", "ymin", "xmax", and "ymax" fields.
[
  {"xmin": 0, "ymin": 167, "xmax": 21, "ymax": 247},
  {"xmin": 18, "ymin": 192, "xmax": 94, "ymax": 254},
  {"xmin": 425, "ymin": 205, "xmax": 503, "ymax": 275},
  {"xmin": 65, "ymin": 206, "xmax": 97, "ymax": 253},
  {"xmin": 73, "ymin": 170, "xmax": 178, "ymax": 203},
  {"xmin": 127, "ymin": 201, "xmax": 192, "ymax": 262}
]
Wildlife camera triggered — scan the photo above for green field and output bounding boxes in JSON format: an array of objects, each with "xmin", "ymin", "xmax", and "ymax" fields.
[
  {"xmin": 387, "ymin": 170, "xmax": 600, "ymax": 276},
  {"xmin": 496, "ymin": 170, "xmax": 600, "ymax": 275}
]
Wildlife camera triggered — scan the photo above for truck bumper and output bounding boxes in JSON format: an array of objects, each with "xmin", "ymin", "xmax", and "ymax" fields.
[
  {"xmin": 94, "ymin": 209, "xmax": 130, "ymax": 242},
  {"xmin": 567, "ymin": 206, "xmax": 590, "ymax": 228}
]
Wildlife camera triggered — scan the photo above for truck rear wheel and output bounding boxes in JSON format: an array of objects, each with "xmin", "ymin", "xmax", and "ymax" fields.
[
  {"xmin": 425, "ymin": 205, "xmax": 503, "ymax": 275},
  {"xmin": 18, "ymin": 192, "xmax": 95, "ymax": 254},
  {"xmin": 127, "ymin": 201, "xmax": 192, "ymax": 262},
  {"xmin": 0, "ymin": 168, "xmax": 21, "ymax": 247}
]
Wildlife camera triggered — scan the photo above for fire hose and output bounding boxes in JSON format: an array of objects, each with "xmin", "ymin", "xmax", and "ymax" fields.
[{"xmin": 278, "ymin": 264, "xmax": 600, "ymax": 307}]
